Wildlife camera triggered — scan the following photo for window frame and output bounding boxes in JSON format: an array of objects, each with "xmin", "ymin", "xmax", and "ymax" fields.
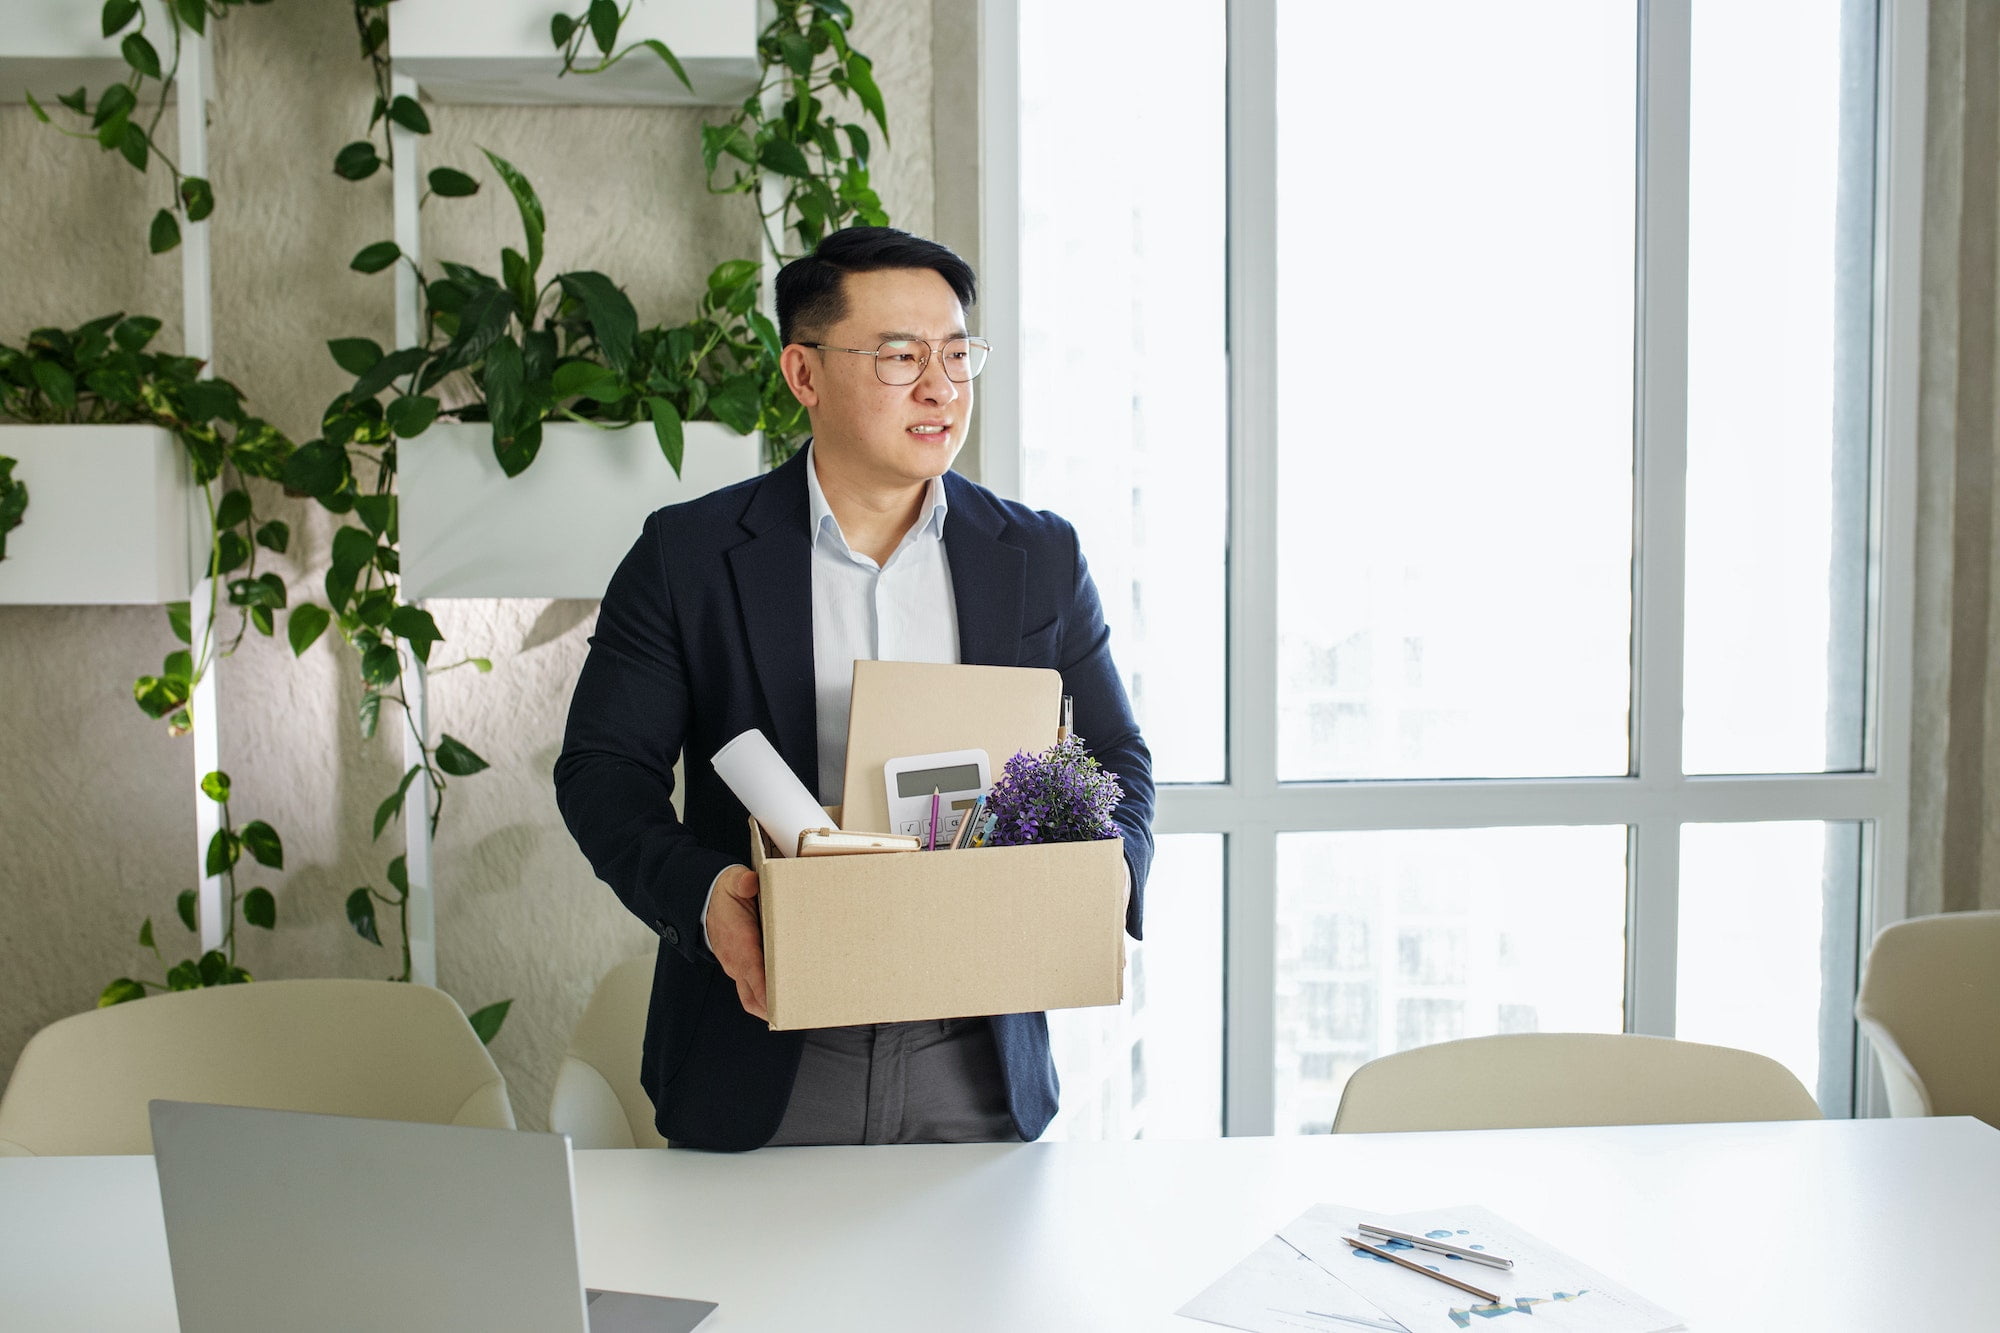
[{"xmin": 979, "ymin": 0, "xmax": 1927, "ymax": 1133}]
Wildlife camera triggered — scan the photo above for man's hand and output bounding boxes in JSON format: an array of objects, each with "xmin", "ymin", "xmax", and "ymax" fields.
[{"xmin": 706, "ymin": 865, "xmax": 769, "ymax": 1021}]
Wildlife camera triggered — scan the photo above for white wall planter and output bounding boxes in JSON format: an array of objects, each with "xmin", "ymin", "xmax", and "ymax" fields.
[
  {"xmin": 398, "ymin": 420, "xmax": 760, "ymax": 600},
  {"xmin": 390, "ymin": 0, "xmax": 758, "ymax": 106},
  {"xmin": 0, "ymin": 424, "xmax": 199, "ymax": 605},
  {"xmin": 0, "ymin": 1, "xmax": 177, "ymax": 104}
]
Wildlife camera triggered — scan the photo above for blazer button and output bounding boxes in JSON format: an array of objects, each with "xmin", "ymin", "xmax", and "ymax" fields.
[{"xmin": 662, "ymin": 924, "xmax": 680, "ymax": 946}]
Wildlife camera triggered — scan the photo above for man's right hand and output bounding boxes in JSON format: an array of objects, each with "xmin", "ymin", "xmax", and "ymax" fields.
[{"xmin": 706, "ymin": 865, "xmax": 769, "ymax": 1021}]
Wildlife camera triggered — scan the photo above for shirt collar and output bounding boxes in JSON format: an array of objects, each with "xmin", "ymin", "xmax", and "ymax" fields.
[{"xmin": 804, "ymin": 439, "xmax": 950, "ymax": 554}]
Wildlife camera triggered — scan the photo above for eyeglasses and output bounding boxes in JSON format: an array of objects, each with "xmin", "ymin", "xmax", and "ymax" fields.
[{"xmin": 807, "ymin": 336, "xmax": 992, "ymax": 385}]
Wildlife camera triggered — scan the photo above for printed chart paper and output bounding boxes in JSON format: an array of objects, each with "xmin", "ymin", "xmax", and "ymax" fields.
[
  {"xmin": 1280, "ymin": 1204, "xmax": 1685, "ymax": 1333},
  {"xmin": 1176, "ymin": 1235, "xmax": 1403, "ymax": 1333}
]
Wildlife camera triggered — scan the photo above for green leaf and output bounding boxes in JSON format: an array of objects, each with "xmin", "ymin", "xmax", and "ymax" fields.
[
  {"xmin": 551, "ymin": 360, "xmax": 621, "ymax": 400},
  {"xmin": 468, "ymin": 657, "xmax": 492, "ymax": 673},
  {"xmin": 102, "ymin": 0, "xmax": 140, "ymax": 37},
  {"xmin": 427, "ymin": 166, "xmax": 479, "ymax": 197},
  {"xmin": 502, "ymin": 246, "xmax": 535, "ymax": 321},
  {"xmin": 92, "ymin": 82, "xmax": 136, "ymax": 128},
  {"xmin": 388, "ymin": 855, "xmax": 409, "ymax": 896},
  {"xmin": 333, "ymin": 141, "xmax": 382, "ymax": 181},
  {"xmin": 386, "ymin": 394, "xmax": 440, "ymax": 438},
  {"xmin": 99, "ymin": 978, "xmax": 148, "ymax": 1007},
  {"xmin": 212, "ymin": 529, "xmax": 250, "ymax": 576},
  {"xmin": 350, "ymin": 346, "xmax": 429, "ymax": 403},
  {"xmin": 479, "ymin": 149, "xmax": 543, "ymax": 281},
  {"xmin": 746, "ymin": 311, "xmax": 782, "ymax": 362},
  {"xmin": 493, "ymin": 417, "xmax": 542, "ymax": 478},
  {"xmin": 249, "ymin": 605, "xmax": 274, "ymax": 636},
  {"xmin": 180, "ymin": 175, "xmax": 214, "ymax": 222},
  {"xmin": 132, "ymin": 674, "xmax": 189, "ymax": 720},
  {"xmin": 708, "ymin": 374, "xmax": 761, "ymax": 435},
  {"xmin": 138, "ymin": 917, "xmax": 155, "ymax": 950},
  {"xmin": 118, "ymin": 121, "xmax": 148, "ymax": 171},
  {"xmin": 205, "ymin": 828, "xmax": 241, "ymax": 877},
  {"xmin": 372, "ymin": 764, "xmax": 424, "ymax": 840},
  {"xmin": 550, "ymin": 12, "xmax": 577, "ymax": 48},
  {"xmin": 758, "ymin": 137, "xmax": 812, "ymax": 178},
  {"xmin": 215, "ymin": 488, "xmax": 251, "ymax": 529},
  {"xmin": 778, "ymin": 31, "xmax": 813, "ymax": 77},
  {"xmin": 844, "ymin": 52, "xmax": 889, "ymax": 139},
  {"xmin": 388, "ymin": 604, "xmax": 443, "ymax": 665},
  {"xmin": 432, "ymin": 287, "xmax": 516, "ymax": 376},
  {"xmin": 361, "ymin": 642, "xmax": 400, "ymax": 687},
  {"xmin": 255, "ymin": 520, "xmax": 289, "ymax": 554},
  {"xmin": 149, "ymin": 208, "xmax": 180, "ymax": 254},
  {"xmin": 387, "ymin": 95, "xmax": 431, "ymax": 135},
  {"xmin": 33, "ymin": 360, "xmax": 77, "ymax": 410},
  {"xmin": 57, "ymin": 86, "xmax": 88, "ymax": 115},
  {"xmin": 287, "ymin": 602, "xmax": 330, "ymax": 656},
  {"xmin": 166, "ymin": 600, "xmax": 192, "ymax": 644},
  {"xmin": 241, "ymin": 820, "xmax": 283, "ymax": 870},
  {"xmin": 242, "ymin": 886, "xmax": 275, "ymax": 929},
  {"xmin": 707, "ymin": 258, "xmax": 759, "ymax": 297},
  {"xmin": 435, "ymin": 733, "xmax": 490, "ymax": 777},
  {"xmin": 483, "ymin": 335, "xmax": 526, "ymax": 437},
  {"xmin": 200, "ymin": 770, "xmax": 231, "ymax": 803},
  {"xmin": 557, "ymin": 271, "xmax": 637, "ymax": 375},
  {"xmin": 172, "ymin": 0, "xmax": 206, "ymax": 35},
  {"xmin": 351, "ymin": 240, "xmax": 401, "ymax": 274},
  {"xmin": 588, "ymin": 0, "xmax": 619, "ymax": 54},
  {"xmin": 358, "ymin": 690, "xmax": 382, "ymax": 740},
  {"xmin": 176, "ymin": 888, "xmax": 198, "ymax": 933},
  {"xmin": 639, "ymin": 39, "xmax": 692, "ymax": 92},
  {"xmin": 197, "ymin": 950, "xmax": 229, "ymax": 987},
  {"xmin": 282, "ymin": 440, "xmax": 351, "ymax": 498},
  {"xmin": 467, "ymin": 999, "xmax": 512, "ymax": 1045},
  {"xmin": 121, "ymin": 32, "xmax": 162, "ymax": 80},
  {"xmin": 346, "ymin": 887, "xmax": 382, "ymax": 945},
  {"xmin": 328, "ymin": 338, "xmax": 383, "ymax": 375},
  {"xmin": 22, "ymin": 88, "xmax": 49, "ymax": 124},
  {"xmin": 166, "ymin": 959, "xmax": 202, "ymax": 991},
  {"xmin": 648, "ymin": 397, "xmax": 684, "ymax": 476},
  {"xmin": 162, "ymin": 649, "xmax": 193, "ymax": 684}
]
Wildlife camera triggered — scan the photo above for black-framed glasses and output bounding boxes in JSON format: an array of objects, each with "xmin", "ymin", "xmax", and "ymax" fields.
[{"xmin": 807, "ymin": 336, "xmax": 992, "ymax": 385}]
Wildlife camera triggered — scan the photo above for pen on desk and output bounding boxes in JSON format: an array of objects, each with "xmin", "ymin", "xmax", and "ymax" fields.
[
  {"xmin": 927, "ymin": 787, "xmax": 941, "ymax": 851},
  {"xmin": 1341, "ymin": 1237, "xmax": 1501, "ymax": 1306},
  {"xmin": 950, "ymin": 794, "xmax": 987, "ymax": 850},
  {"xmin": 1356, "ymin": 1224, "xmax": 1513, "ymax": 1270}
]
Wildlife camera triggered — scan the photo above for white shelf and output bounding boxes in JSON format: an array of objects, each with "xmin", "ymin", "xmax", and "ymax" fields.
[
  {"xmin": 0, "ymin": 424, "xmax": 200, "ymax": 605},
  {"xmin": 389, "ymin": 0, "xmax": 758, "ymax": 106},
  {"xmin": 0, "ymin": 1, "xmax": 179, "ymax": 105},
  {"xmin": 398, "ymin": 420, "xmax": 760, "ymax": 600}
]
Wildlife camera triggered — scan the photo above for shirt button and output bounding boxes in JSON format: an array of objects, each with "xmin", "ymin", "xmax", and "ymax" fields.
[{"xmin": 661, "ymin": 924, "xmax": 680, "ymax": 946}]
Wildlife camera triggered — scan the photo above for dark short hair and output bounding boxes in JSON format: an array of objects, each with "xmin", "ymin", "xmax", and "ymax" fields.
[{"xmin": 775, "ymin": 226, "xmax": 978, "ymax": 346}]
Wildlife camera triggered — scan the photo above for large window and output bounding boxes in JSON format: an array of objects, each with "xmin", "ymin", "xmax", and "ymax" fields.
[{"xmin": 997, "ymin": 0, "xmax": 1921, "ymax": 1136}]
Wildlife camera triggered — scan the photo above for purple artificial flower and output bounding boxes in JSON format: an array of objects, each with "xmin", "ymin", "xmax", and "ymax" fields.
[{"xmin": 983, "ymin": 736, "xmax": 1124, "ymax": 847}]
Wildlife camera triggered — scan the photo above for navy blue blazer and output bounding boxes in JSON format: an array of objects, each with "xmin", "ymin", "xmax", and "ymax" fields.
[{"xmin": 554, "ymin": 446, "xmax": 1155, "ymax": 1151}]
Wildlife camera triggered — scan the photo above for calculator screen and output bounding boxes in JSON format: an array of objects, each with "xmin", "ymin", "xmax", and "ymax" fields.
[{"xmin": 895, "ymin": 763, "xmax": 983, "ymax": 798}]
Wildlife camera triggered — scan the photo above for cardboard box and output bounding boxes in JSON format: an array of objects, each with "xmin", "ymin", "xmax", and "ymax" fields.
[{"xmin": 752, "ymin": 814, "xmax": 1127, "ymax": 1031}]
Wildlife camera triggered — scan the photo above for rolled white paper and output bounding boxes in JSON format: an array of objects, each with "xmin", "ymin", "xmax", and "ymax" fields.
[{"xmin": 711, "ymin": 728, "xmax": 833, "ymax": 857}]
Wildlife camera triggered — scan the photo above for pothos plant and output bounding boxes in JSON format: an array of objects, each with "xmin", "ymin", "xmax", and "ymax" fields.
[
  {"xmin": 21, "ymin": 0, "xmax": 267, "ymax": 255},
  {"xmin": 323, "ymin": 0, "xmax": 893, "ymax": 480}
]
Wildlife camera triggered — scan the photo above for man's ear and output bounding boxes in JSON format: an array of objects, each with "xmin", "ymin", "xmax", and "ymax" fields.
[{"xmin": 780, "ymin": 344, "xmax": 821, "ymax": 409}]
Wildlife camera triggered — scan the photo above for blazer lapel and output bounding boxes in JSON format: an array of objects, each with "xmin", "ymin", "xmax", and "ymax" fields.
[
  {"xmin": 943, "ymin": 472, "xmax": 1027, "ymax": 667},
  {"xmin": 726, "ymin": 449, "xmax": 818, "ymax": 782}
]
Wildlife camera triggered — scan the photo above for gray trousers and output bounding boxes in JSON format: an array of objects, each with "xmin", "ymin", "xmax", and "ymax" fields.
[{"xmin": 764, "ymin": 1017, "xmax": 1023, "ymax": 1147}]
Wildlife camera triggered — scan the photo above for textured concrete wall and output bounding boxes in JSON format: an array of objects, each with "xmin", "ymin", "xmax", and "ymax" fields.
[{"xmin": 0, "ymin": 0, "xmax": 936, "ymax": 1128}]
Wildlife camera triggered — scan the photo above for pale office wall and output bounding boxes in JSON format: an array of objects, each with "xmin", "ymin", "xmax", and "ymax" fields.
[{"xmin": 0, "ymin": 0, "xmax": 938, "ymax": 1126}]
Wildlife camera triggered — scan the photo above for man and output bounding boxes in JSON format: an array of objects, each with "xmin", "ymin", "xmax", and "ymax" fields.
[{"xmin": 554, "ymin": 226, "xmax": 1153, "ymax": 1152}]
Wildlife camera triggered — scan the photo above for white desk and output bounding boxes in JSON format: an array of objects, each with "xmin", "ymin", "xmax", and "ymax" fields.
[{"xmin": 2, "ymin": 1117, "xmax": 1995, "ymax": 1331}]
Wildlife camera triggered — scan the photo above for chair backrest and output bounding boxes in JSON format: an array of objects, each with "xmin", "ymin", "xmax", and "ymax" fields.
[
  {"xmin": 548, "ymin": 956, "xmax": 667, "ymax": 1149},
  {"xmin": 1331, "ymin": 1032, "xmax": 1822, "ymax": 1133},
  {"xmin": 0, "ymin": 979, "xmax": 514, "ymax": 1156},
  {"xmin": 1854, "ymin": 910, "xmax": 2000, "ymax": 1125}
]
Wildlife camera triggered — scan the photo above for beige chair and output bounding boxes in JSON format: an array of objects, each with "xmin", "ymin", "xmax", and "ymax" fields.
[
  {"xmin": 1331, "ymin": 1032, "xmax": 1822, "ymax": 1133},
  {"xmin": 0, "ymin": 979, "xmax": 514, "ymax": 1156},
  {"xmin": 1855, "ymin": 910, "xmax": 2000, "ymax": 1126},
  {"xmin": 549, "ymin": 956, "xmax": 668, "ymax": 1149}
]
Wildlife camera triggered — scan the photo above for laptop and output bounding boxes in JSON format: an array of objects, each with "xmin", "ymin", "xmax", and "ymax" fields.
[{"xmin": 148, "ymin": 1100, "xmax": 716, "ymax": 1333}]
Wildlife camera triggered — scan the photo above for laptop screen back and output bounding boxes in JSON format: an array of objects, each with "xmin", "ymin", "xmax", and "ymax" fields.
[{"xmin": 149, "ymin": 1100, "xmax": 590, "ymax": 1333}]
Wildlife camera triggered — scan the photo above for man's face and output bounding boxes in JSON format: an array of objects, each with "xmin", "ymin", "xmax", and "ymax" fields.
[{"xmin": 788, "ymin": 267, "xmax": 972, "ymax": 489}]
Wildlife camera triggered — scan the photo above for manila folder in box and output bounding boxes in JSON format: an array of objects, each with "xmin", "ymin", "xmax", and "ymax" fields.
[{"xmin": 840, "ymin": 660, "xmax": 1063, "ymax": 835}]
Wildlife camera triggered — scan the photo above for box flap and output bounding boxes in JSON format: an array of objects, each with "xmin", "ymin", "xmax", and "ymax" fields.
[{"xmin": 839, "ymin": 661, "xmax": 1063, "ymax": 835}]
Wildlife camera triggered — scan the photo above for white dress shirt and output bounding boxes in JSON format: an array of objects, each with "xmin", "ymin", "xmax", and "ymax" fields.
[{"xmin": 704, "ymin": 442, "xmax": 960, "ymax": 943}]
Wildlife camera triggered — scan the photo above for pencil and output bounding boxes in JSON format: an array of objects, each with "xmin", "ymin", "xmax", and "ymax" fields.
[
  {"xmin": 1356, "ymin": 1223, "xmax": 1514, "ymax": 1270},
  {"xmin": 1341, "ymin": 1236, "xmax": 1501, "ymax": 1305}
]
